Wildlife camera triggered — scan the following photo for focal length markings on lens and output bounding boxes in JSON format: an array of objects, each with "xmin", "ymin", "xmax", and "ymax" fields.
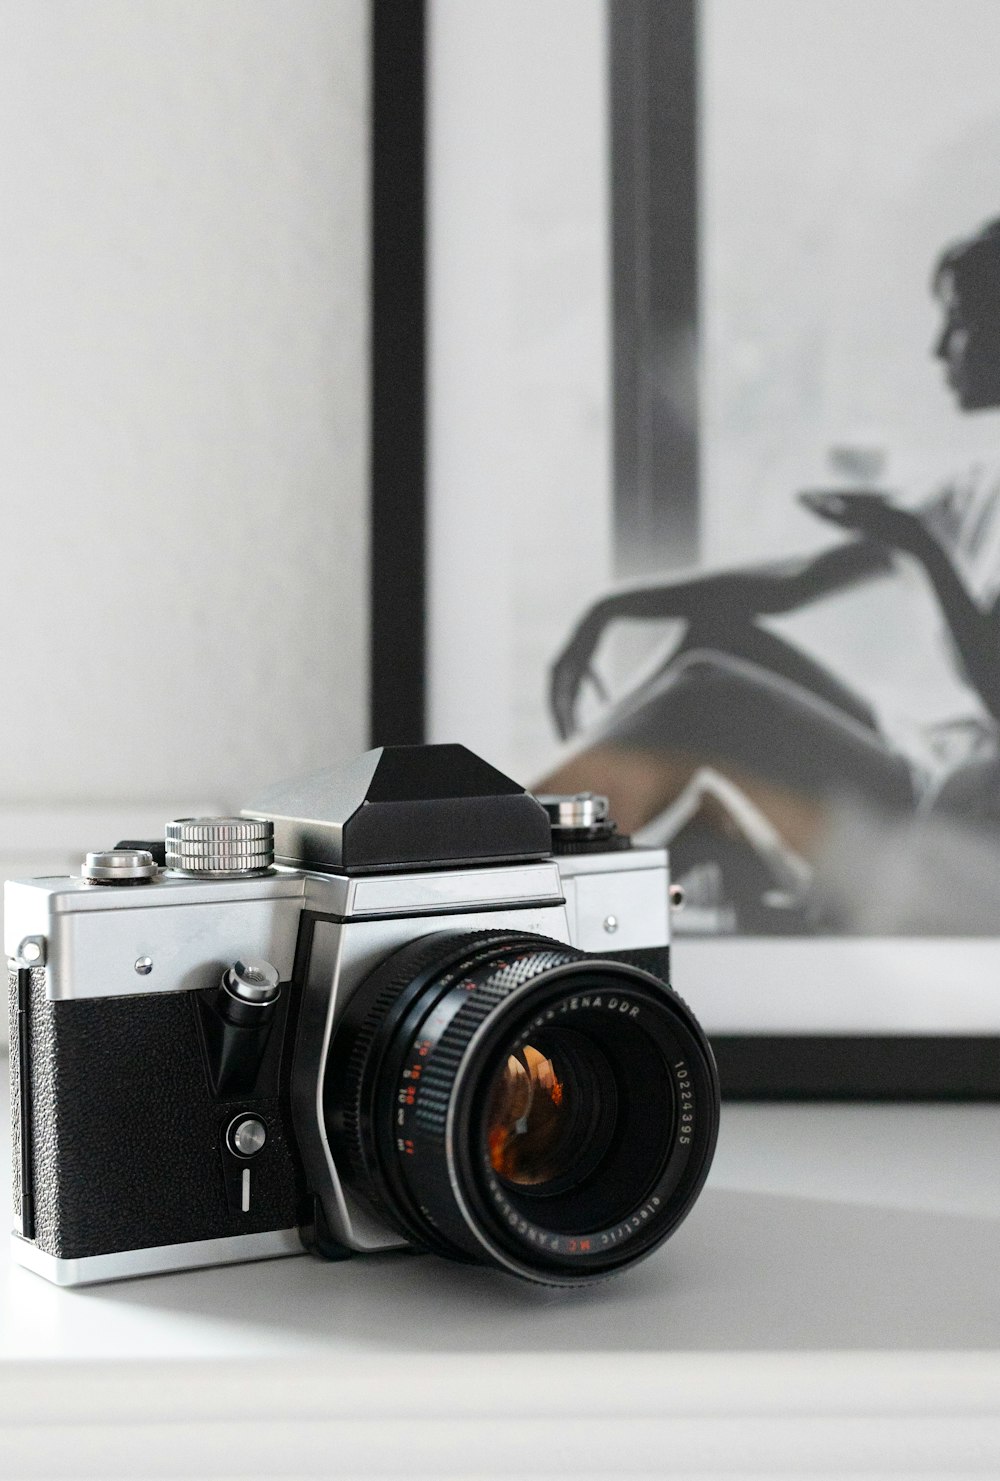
[{"xmin": 393, "ymin": 949, "xmax": 542, "ymax": 1159}]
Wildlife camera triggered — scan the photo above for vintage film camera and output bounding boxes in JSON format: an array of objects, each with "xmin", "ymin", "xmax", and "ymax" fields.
[{"xmin": 7, "ymin": 745, "xmax": 719, "ymax": 1287}]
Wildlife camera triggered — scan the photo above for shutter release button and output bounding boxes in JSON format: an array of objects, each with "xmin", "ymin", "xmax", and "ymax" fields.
[{"xmin": 227, "ymin": 1116, "xmax": 267, "ymax": 1158}]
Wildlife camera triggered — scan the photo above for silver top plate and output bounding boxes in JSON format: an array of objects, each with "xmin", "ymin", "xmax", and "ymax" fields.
[{"xmin": 3, "ymin": 861, "xmax": 569, "ymax": 1000}]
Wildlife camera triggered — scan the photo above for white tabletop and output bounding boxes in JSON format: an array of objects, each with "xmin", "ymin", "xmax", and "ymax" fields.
[{"xmin": 2, "ymin": 1061, "xmax": 999, "ymax": 1478}]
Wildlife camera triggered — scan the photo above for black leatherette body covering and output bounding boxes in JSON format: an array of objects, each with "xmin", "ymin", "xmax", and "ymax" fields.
[
  {"xmin": 8, "ymin": 966, "xmax": 33, "ymax": 1227},
  {"xmin": 9, "ymin": 970, "xmax": 307, "ymax": 1259}
]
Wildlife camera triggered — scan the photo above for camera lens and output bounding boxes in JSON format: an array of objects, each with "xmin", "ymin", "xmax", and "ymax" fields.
[{"xmin": 325, "ymin": 931, "xmax": 719, "ymax": 1286}]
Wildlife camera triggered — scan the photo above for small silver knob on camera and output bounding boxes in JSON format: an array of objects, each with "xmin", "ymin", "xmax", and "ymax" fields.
[
  {"xmin": 82, "ymin": 849, "xmax": 159, "ymax": 885},
  {"xmin": 536, "ymin": 792, "xmax": 627, "ymax": 855},
  {"xmin": 539, "ymin": 794, "xmax": 610, "ymax": 832},
  {"xmin": 222, "ymin": 957, "xmax": 281, "ymax": 1007},
  {"xmin": 226, "ymin": 1114, "xmax": 268, "ymax": 1158},
  {"xmin": 165, "ymin": 818, "xmax": 274, "ymax": 877}
]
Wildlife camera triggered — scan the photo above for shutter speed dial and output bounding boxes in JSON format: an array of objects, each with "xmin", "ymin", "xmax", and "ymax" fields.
[{"xmin": 165, "ymin": 818, "xmax": 274, "ymax": 877}]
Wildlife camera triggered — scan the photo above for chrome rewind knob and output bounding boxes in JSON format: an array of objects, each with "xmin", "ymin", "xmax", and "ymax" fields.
[
  {"xmin": 165, "ymin": 817, "xmax": 274, "ymax": 877},
  {"xmin": 82, "ymin": 849, "xmax": 159, "ymax": 885}
]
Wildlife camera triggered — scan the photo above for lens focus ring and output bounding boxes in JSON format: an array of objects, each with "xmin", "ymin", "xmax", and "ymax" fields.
[{"xmin": 411, "ymin": 947, "xmax": 581, "ymax": 1151}]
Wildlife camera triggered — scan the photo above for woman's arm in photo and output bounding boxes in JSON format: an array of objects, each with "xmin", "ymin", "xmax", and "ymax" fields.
[
  {"xmin": 804, "ymin": 490, "xmax": 1000, "ymax": 724},
  {"xmin": 551, "ymin": 536, "xmax": 893, "ymax": 739}
]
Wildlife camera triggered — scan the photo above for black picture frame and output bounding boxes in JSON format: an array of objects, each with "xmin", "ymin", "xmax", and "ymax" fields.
[
  {"xmin": 368, "ymin": 0, "xmax": 1000, "ymax": 1100},
  {"xmin": 610, "ymin": 0, "xmax": 699, "ymax": 578},
  {"xmin": 370, "ymin": 0, "xmax": 427, "ymax": 749}
]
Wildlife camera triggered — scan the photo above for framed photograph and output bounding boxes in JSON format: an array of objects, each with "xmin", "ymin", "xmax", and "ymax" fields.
[{"xmin": 373, "ymin": 0, "xmax": 1000, "ymax": 1095}]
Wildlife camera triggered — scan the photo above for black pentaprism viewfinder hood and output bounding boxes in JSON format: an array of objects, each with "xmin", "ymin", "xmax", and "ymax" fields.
[{"xmin": 242, "ymin": 743, "xmax": 554, "ymax": 874}]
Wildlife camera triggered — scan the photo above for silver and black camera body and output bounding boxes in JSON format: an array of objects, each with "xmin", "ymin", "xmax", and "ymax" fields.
[{"xmin": 7, "ymin": 745, "xmax": 719, "ymax": 1288}]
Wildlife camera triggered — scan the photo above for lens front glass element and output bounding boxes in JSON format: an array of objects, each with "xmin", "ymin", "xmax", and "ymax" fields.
[
  {"xmin": 484, "ymin": 1029, "xmax": 616, "ymax": 1192},
  {"xmin": 473, "ymin": 991, "xmax": 686, "ymax": 1243}
]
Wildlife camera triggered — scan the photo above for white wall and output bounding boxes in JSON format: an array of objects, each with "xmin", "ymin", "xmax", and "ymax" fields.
[
  {"xmin": 427, "ymin": 0, "xmax": 611, "ymax": 784},
  {"xmin": 0, "ymin": 0, "xmax": 369, "ymax": 881}
]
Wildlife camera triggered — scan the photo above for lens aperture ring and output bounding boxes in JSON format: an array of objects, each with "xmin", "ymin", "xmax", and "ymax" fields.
[
  {"xmin": 334, "ymin": 932, "xmax": 499, "ymax": 1218},
  {"xmin": 327, "ymin": 930, "xmax": 567, "ymax": 1249}
]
